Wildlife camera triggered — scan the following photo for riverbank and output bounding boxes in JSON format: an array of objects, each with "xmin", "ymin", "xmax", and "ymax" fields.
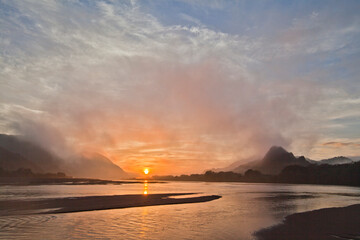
[{"xmin": 255, "ymin": 204, "xmax": 360, "ymax": 240}]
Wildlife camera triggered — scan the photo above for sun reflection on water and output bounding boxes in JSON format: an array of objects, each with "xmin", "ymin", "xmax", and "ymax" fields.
[{"xmin": 143, "ymin": 180, "xmax": 148, "ymax": 195}]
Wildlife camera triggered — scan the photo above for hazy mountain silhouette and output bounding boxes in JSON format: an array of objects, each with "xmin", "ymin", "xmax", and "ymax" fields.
[
  {"xmin": 210, "ymin": 157, "xmax": 256, "ymax": 172},
  {"xmin": 0, "ymin": 134, "xmax": 129, "ymax": 180},
  {"xmin": 66, "ymin": 153, "xmax": 129, "ymax": 180},
  {"xmin": 226, "ymin": 147, "xmax": 355, "ymax": 175},
  {"xmin": 0, "ymin": 146, "xmax": 42, "ymax": 172},
  {"xmin": 232, "ymin": 146, "xmax": 310, "ymax": 174},
  {"xmin": 0, "ymin": 134, "xmax": 62, "ymax": 172},
  {"xmin": 307, "ymin": 156, "xmax": 354, "ymax": 165}
]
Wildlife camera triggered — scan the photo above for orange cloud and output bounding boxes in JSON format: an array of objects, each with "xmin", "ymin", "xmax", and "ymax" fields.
[{"xmin": 322, "ymin": 142, "xmax": 360, "ymax": 148}]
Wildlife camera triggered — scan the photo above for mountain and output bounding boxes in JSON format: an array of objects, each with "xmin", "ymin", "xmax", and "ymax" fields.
[
  {"xmin": 66, "ymin": 153, "xmax": 129, "ymax": 180},
  {"xmin": 0, "ymin": 134, "xmax": 63, "ymax": 173},
  {"xmin": 211, "ymin": 157, "xmax": 257, "ymax": 172},
  {"xmin": 0, "ymin": 146, "xmax": 42, "ymax": 172},
  {"xmin": 230, "ymin": 160, "xmax": 258, "ymax": 174},
  {"xmin": 0, "ymin": 134, "xmax": 129, "ymax": 180},
  {"xmin": 232, "ymin": 146, "xmax": 310, "ymax": 174},
  {"xmin": 308, "ymin": 156, "xmax": 354, "ymax": 165}
]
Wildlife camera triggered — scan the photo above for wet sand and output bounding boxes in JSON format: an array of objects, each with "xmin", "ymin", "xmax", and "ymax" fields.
[
  {"xmin": 0, "ymin": 193, "xmax": 221, "ymax": 216},
  {"xmin": 255, "ymin": 204, "xmax": 360, "ymax": 240}
]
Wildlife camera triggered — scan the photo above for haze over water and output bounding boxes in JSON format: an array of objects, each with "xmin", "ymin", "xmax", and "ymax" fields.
[{"xmin": 1, "ymin": 182, "xmax": 360, "ymax": 240}]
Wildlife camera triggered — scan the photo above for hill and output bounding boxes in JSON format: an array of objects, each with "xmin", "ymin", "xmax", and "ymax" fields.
[
  {"xmin": 0, "ymin": 146, "xmax": 42, "ymax": 172},
  {"xmin": 0, "ymin": 134, "xmax": 129, "ymax": 180},
  {"xmin": 66, "ymin": 153, "xmax": 129, "ymax": 180},
  {"xmin": 0, "ymin": 134, "xmax": 62, "ymax": 173},
  {"xmin": 308, "ymin": 156, "xmax": 354, "ymax": 165},
  {"xmin": 232, "ymin": 146, "xmax": 310, "ymax": 174}
]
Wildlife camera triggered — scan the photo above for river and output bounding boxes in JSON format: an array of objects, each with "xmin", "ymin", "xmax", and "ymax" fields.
[{"xmin": 1, "ymin": 181, "xmax": 360, "ymax": 239}]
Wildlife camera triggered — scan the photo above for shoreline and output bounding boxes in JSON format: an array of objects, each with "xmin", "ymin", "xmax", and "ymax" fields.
[
  {"xmin": 255, "ymin": 204, "xmax": 360, "ymax": 240},
  {"xmin": 2, "ymin": 177, "xmax": 359, "ymax": 189},
  {"xmin": 0, "ymin": 193, "xmax": 221, "ymax": 216},
  {"xmin": 0, "ymin": 177, "xmax": 164, "ymax": 186}
]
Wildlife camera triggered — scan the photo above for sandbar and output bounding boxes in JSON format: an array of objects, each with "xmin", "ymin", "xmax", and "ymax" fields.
[{"xmin": 0, "ymin": 193, "xmax": 221, "ymax": 216}]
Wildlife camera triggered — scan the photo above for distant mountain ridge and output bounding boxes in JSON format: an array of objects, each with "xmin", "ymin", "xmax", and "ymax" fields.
[
  {"xmin": 232, "ymin": 146, "xmax": 310, "ymax": 174},
  {"xmin": 307, "ymin": 156, "xmax": 353, "ymax": 165},
  {"xmin": 224, "ymin": 146, "xmax": 356, "ymax": 175},
  {"xmin": 65, "ymin": 153, "xmax": 129, "ymax": 180},
  {"xmin": 0, "ymin": 146, "xmax": 42, "ymax": 172},
  {"xmin": 0, "ymin": 134, "xmax": 62, "ymax": 173},
  {"xmin": 0, "ymin": 134, "xmax": 129, "ymax": 180}
]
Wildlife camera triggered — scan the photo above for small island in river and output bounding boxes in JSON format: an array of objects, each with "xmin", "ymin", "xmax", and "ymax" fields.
[{"xmin": 0, "ymin": 193, "xmax": 221, "ymax": 216}]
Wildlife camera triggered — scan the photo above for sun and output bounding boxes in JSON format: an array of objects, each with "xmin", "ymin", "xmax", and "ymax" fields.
[{"xmin": 144, "ymin": 168, "xmax": 149, "ymax": 175}]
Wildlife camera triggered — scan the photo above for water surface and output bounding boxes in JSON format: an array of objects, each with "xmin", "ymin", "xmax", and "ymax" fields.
[{"xmin": 1, "ymin": 182, "xmax": 360, "ymax": 239}]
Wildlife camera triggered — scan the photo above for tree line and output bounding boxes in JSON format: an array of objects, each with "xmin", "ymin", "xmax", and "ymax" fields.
[{"xmin": 153, "ymin": 162, "xmax": 360, "ymax": 186}]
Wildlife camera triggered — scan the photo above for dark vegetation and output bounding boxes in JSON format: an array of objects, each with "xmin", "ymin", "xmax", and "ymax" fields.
[
  {"xmin": 153, "ymin": 169, "xmax": 272, "ymax": 183},
  {"xmin": 0, "ymin": 167, "xmax": 72, "ymax": 185},
  {"xmin": 0, "ymin": 167, "xmax": 67, "ymax": 178},
  {"xmin": 153, "ymin": 161, "xmax": 360, "ymax": 186},
  {"xmin": 0, "ymin": 167, "xmax": 139, "ymax": 185},
  {"xmin": 279, "ymin": 163, "xmax": 360, "ymax": 186}
]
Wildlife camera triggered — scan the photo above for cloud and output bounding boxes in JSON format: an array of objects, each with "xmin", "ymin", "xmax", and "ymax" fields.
[
  {"xmin": 322, "ymin": 142, "xmax": 360, "ymax": 148},
  {"xmin": 1, "ymin": 0, "xmax": 360, "ymax": 174}
]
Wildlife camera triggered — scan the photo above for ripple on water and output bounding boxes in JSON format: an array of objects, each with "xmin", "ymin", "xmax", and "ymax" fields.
[
  {"xmin": 0, "ymin": 215, "xmax": 57, "ymax": 239},
  {"xmin": 1, "ymin": 183, "xmax": 360, "ymax": 240}
]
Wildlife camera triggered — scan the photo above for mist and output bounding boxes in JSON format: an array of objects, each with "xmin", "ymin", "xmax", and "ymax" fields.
[
  {"xmin": 1, "ymin": 1, "xmax": 359, "ymax": 175},
  {"xmin": 2, "ymin": 56, "xmax": 319, "ymax": 175}
]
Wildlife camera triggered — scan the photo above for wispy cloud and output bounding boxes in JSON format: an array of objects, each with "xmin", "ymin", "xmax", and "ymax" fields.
[
  {"xmin": 1, "ymin": 0, "xmax": 360, "ymax": 174},
  {"xmin": 322, "ymin": 142, "xmax": 360, "ymax": 148}
]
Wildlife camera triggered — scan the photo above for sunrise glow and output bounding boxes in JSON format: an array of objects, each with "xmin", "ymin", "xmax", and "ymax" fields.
[{"xmin": 1, "ymin": 1, "xmax": 359, "ymax": 239}]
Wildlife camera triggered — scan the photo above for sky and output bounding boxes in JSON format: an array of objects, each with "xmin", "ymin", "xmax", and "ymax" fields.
[{"xmin": 1, "ymin": 0, "xmax": 360, "ymax": 175}]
